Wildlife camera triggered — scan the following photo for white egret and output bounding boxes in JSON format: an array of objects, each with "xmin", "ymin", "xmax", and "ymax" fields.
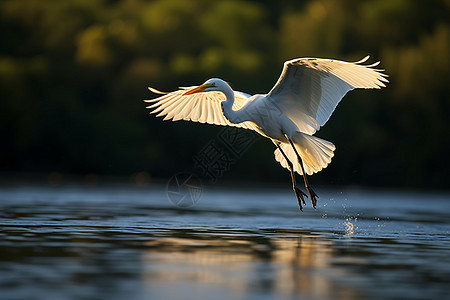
[{"xmin": 145, "ymin": 56, "xmax": 388, "ymax": 210}]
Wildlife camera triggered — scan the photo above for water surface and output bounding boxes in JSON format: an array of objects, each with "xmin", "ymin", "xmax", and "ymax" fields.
[{"xmin": 0, "ymin": 185, "xmax": 449, "ymax": 300}]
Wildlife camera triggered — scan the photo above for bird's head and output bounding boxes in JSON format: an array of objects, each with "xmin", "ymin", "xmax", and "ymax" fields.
[{"xmin": 182, "ymin": 78, "xmax": 227, "ymax": 95}]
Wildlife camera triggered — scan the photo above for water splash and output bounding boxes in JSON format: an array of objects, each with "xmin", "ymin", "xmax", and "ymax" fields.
[{"xmin": 343, "ymin": 216, "xmax": 358, "ymax": 236}]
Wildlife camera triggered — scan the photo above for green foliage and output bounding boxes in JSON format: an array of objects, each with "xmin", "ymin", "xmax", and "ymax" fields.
[{"xmin": 0, "ymin": 0, "xmax": 449, "ymax": 188}]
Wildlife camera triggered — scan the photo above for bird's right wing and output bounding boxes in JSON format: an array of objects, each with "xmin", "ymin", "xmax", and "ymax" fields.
[
  {"xmin": 145, "ymin": 87, "xmax": 257, "ymax": 130},
  {"xmin": 266, "ymin": 56, "xmax": 388, "ymax": 134}
]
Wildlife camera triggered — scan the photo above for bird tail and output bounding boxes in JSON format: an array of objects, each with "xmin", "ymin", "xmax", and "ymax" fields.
[{"xmin": 274, "ymin": 132, "xmax": 336, "ymax": 175}]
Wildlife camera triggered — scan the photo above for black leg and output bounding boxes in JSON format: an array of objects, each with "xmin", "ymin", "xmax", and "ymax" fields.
[
  {"xmin": 288, "ymin": 138, "xmax": 319, "ymax": 208},
  {"xmin": 274, "ymin": 142, "xmax": 307, "ymax": 211}
]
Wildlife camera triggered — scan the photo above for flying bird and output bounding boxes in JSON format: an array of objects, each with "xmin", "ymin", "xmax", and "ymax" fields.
[{"xmin": 145, "ymin": 56, "xmax": 388, "ymax": 210}]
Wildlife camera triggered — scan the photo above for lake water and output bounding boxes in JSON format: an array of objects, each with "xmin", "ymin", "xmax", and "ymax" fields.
[{"xmin": 0, "ymin": 184, "xmax": 449, "ymax": 300}]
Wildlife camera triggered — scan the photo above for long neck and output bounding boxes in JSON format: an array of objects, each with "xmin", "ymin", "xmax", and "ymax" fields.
[{"xmin": 221, "ymin": 84, "xmax": 244, "ymax": 124}]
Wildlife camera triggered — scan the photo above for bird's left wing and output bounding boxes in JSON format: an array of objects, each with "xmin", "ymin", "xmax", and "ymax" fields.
[
  {"xmin": 266, "ymin": 56, "xmax": 388, "ymax": 134},
  {"xmin": 144, "ymin": 87, "xmax": 256, "ymax": 130}
]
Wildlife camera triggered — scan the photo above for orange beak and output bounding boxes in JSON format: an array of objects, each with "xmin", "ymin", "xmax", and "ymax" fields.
[
  {"xmin": 182, "ymin": 83, "xmax": 214, "ymax": 96},
  {"xmin": 182, "ymin": 85, "xmax": 207, "ymax": 96}
]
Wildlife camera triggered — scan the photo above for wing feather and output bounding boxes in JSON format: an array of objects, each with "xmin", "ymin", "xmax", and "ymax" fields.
[
  {"xmin": 199, "ymin": 96, "xmax": 208, "ymax": 124},
  {"xmin": 189, "ymin": 97, "xmax": 202, "ymax": 122},
  {"xmin": 267, "ymin": 56, "xmax": 388, "ymax": 134},
  {"xmin": 145, "ymin": 87, "xmax": 257, "ymax": 130}
]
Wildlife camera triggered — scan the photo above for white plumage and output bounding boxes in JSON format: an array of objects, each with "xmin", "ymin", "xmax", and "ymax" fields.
[
  {"xmin": 145, "ymin": 56, "xmax": 388, "ymax": 210},
  {"xmin": 146, "ymin": 87, "xmax": 256, "ymax": 130}
]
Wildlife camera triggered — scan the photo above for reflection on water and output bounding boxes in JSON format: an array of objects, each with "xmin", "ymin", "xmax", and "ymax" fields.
[
  {"xmin": 0, "ymin": 185, "xmax": 449, "ymax": 300},
  {"xmin": 144, "ymin": 232, "xmax": 357, "ymax": 299},
  {"xmin": 143, "ymin": 233, "xmax": 361, "ymax": 300}
]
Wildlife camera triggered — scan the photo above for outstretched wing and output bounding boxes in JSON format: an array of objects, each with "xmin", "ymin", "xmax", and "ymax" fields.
[
  {"xmin": 145, "ymin": 87, "xmax": 256, "ymax": 130},
  {"xmin": 266, "ymin": 56, "xmax": 388, "ymax": 135}
]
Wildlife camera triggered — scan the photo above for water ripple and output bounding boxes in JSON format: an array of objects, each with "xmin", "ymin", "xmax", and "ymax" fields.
[{"xmin": 0, "ymin": 185, "xmax": 449, "ymax": 300}]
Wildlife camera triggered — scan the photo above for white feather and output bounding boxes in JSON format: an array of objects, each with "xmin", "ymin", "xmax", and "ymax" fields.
[
  {"xmin": 266, "ymin": 57, "xmax": 389, "ymax": 135},
  {"xmin": 145, "ymin": 57, "xmax": 388, "ymax": 176}
]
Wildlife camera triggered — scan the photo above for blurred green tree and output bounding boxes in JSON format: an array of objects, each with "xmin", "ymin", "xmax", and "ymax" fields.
[{"xmin": 0, "ymin": 0, "xmax": 448, "ymax": 188}]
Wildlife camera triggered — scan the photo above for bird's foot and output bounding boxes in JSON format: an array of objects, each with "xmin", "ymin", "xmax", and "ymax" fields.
[
  {"xmin": 293, "ymin": 186, "xmax": 308, "ymax": 211},
  {"xmin": 307, "ymin": 187, "xmax": 319, "ymax": 208}
]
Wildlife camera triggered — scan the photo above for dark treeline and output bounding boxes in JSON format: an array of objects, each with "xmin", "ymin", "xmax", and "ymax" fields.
[{"xmin": 0, "ymin": 0, "xmax": 449, "ymax": 188}]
